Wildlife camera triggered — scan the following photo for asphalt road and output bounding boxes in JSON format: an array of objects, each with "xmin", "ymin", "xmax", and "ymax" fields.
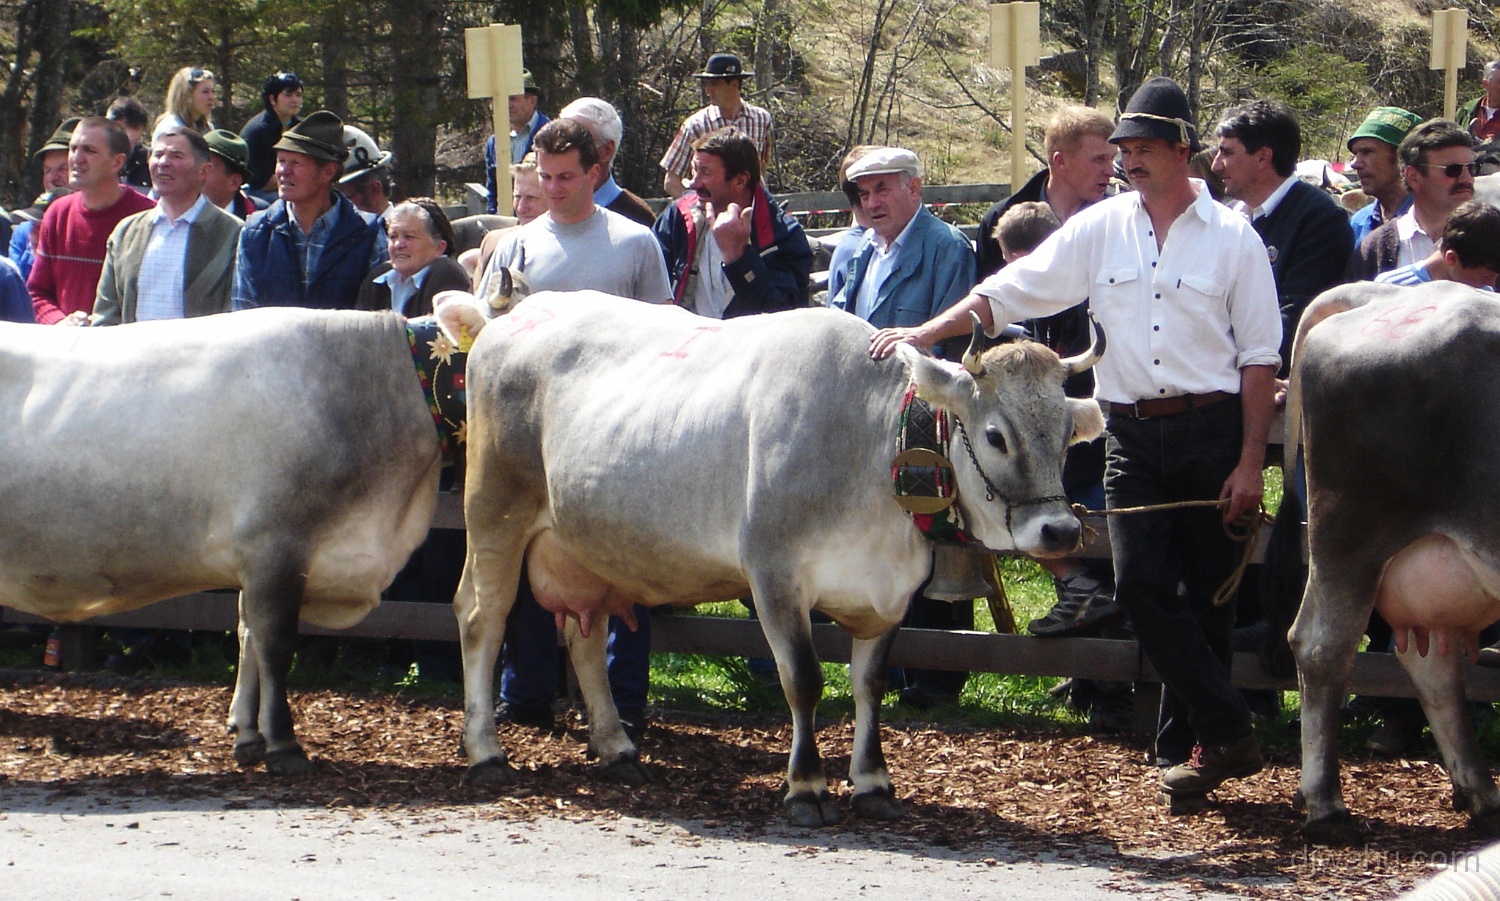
[{"xmin": 1, "ymin": 788, "xmax": 1258, "ymax": 900}]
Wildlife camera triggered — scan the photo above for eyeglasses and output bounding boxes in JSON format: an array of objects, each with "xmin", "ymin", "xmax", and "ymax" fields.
[
  {"xmin": 1417, "ymin": 161, "xmax": 1479, "ymax": 178},
  {"xmin": 189, "ymin": 68, "xmax": 214, "ymax": 83}
]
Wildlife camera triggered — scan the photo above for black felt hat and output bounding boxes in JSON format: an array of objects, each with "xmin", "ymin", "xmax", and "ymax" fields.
[
  {"xmin": 1110, "ymin": 77, "xmax": 1200, "ymax": 152},
  {"xmin": 694, "ymin": 53, "xmax": 753, "ymax": 80}
]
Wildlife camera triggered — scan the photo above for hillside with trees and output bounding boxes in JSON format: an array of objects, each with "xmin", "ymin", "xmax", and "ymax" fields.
[{"xmin": 1, "ymin": 0, "xmax": 1496, "ymax": 210}]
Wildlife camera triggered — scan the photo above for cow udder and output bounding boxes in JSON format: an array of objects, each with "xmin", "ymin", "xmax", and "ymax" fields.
[
  {"xmin": 526, "ymin": 530, "xmax": 642, "ymax": 637},
  {"xmin": 1376, "ymin": 533, "xmax": 1500, "ymax": 661}
]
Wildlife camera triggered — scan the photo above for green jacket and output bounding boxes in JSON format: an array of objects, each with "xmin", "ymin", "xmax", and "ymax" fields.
[
  {"xmin": 1456, "ymin": 95, "xmax": 1484, "ymax": 132},
  {"xmin": 93, "ymin": 197, "xmax": 242, "ymax": 325}
]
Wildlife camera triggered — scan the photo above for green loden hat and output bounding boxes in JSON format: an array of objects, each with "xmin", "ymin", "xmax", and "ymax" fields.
[
  {"xmin": 203, "ymin": 129, "xmax": 255, "ymax": 181},
  {"xmin": 272, "ymin": 110, "xmax": 349, "ymax": 164},
  {"xmin": 1348, "ymin": 107, "xmax": 1423, "ymax": 151},
  {"xmin": 35, "ymin": 117, "xmax": 81, "ymax": 157}
]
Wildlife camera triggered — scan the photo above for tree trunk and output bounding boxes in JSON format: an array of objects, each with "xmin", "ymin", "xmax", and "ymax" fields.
[
  {"xmin": 23, "ymin": 0, "xmax": 74, "ymax": 202},
  {"xmin": 321, "ymin": 5, "xmax": 350, "ymax": 118},
  {"xmin": 388, "ymin": 0, "xmax": 441, "ymax": 198}
]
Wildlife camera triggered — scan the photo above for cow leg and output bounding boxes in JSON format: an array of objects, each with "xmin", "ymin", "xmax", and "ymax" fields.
[
  {"xmin": 564, "ymin": 617, "xmax": 648, "ymax": 785},
  {"xmin": 1397, "ymin": 646, "xmax": 1500, "ymax": 832},
  {"xmin": 237, "ymin": 563, "xmax": 311, "ymax": 776},
  {"xmin": 457, "ymin": 552, "xmax": 520, "ymax": 784},
  {"xmin": 1290, "ymin": 563, "xmax": 1372, "ymax": 844},
  {"xmin": 848, "ymin": 626, "xmax": 903, "ymax": 820},
  {"xmin": 753, "ymin": 589, "xmax": 836, "ymax": 827},
  {"xmin": 228, "ymin": 615, "xmax": 264, "ymax": 766}
]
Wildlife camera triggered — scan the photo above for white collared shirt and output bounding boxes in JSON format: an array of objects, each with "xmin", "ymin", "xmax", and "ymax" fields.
[
  {"xmin": 374, "ymin": 261, "xmax": 433, "ymax": 313},
  {"xmin": 1393, "ymin": 209, "xmax": 1438, "ymax": 269},
  {"xmin": 971, "ymin": 179, "xmax": 1282, "ymax": 404},
  {"xmin": 135, "ymin": 193, "xmax": 209, "ymax": 321},
  {"xmin": 853, "ymin": 210, "xmax": 921, "ymax": 322},
  {"xmin": 1232, "ymin": 174, "xmax": 1299, "ymax": 221}
]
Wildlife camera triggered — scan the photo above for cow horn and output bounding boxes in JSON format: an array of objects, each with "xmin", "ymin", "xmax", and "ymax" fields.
[
  {"xmin": 962, "ymin": 312, "xmax": 986, "ymax": 377},
  {"xmin": 489, "ymin": 267, "xmax": 514, "ymax": 312},
  {"xmin": 1060, "ymin": 313, "xmax": 1107, "ymax": 377}
]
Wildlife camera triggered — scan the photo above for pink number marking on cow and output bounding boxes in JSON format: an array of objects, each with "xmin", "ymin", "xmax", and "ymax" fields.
[
  {"xmin": 661, "ymin": 326, "xmax": 723, "ymax": 359},
  {"xmin": 496, "ymin": 306, "xmax": 556, "ymax": 338},
  {"xmin": 1361, "ymin": 304, "xmax": 1438, "ymax": 341}
]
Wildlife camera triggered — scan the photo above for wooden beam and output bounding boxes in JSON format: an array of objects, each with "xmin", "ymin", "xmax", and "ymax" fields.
[{"xmin": 10, "ymin": 600, "xmax": 1500, "ymax": 702}]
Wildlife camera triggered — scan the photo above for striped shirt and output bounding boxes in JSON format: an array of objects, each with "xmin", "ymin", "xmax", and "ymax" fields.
[
  {"xmin": 1373, "ymin": 262, "xmax": 1433, "ymax": 286},
  {"xmin": 135, "ymin": 194, "xmax": 210, "ymax": 321},
  {"xmin": 659, "ymin": 102, "xmax": 773, "ymax": 180}
]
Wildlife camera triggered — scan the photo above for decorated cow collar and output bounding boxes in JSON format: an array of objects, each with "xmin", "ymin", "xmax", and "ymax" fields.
[
  {"xmin": 892, "ymin": 383, "xmax": 973, "ymax": 543},
  {"xmin": 893, "ymin": 381, "xmax": 1070, "ymax": 544},
  {"xmin": 406, "ymin": 316, "xmax": 471, "ymax": 468}
]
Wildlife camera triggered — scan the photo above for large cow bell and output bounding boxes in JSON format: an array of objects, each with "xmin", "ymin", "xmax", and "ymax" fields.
[{"xmin": 926, "ymin": 543, "xmax": 1000, "ymax": 601}]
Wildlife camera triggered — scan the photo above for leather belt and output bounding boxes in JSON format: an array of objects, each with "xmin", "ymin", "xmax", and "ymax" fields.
[{"xmin": 1107, "ymin": 390, "xmax": 1232, "ymax": 420}]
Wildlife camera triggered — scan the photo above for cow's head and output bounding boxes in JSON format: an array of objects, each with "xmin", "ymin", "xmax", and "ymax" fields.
[
  {"xmin": 898, "ymin": 314, "xmax": 1105, "ymax": 557},
  {"xmin": 432, "ymin": 268, "xmax": 534, "ymax": 348}
]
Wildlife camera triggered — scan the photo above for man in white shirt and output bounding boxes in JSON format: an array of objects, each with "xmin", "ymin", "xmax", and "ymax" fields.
[
  {"xmin": 93, "ymin": 127, "xmax": 241, "ymax": 325},
  {"xmin": 871, "ymin": 77, "xmax": 1282, "ymax": 806}
]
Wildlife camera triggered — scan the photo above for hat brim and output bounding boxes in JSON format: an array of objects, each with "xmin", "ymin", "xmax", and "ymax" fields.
[
  {"xmin": 208, "ymin": 150, "xmax": 255, "ymax": 181},
  {"xmin": 272, "ymin": 134, "xmax": 345, "ymax": 164},
  {"xmin": 693, "ymin": 70, "xmax": 753, "ymax": 79},
  {"xmin": 1109, "ymin": 120, "xmax": 1201, "ymax": 153},
  {"xmin": 339, "ymin": 151, "xmax": 394, "ymax": 184}
]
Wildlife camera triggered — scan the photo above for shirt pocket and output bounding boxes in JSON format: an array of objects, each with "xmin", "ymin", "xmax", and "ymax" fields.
[
  {"xmin": 1177, "ymin": 271, "xmax": 1229, "ymax": 318},
  {"xmin": 1094, "ymin": 266, "xmax": 1140, "ymax": 292}
]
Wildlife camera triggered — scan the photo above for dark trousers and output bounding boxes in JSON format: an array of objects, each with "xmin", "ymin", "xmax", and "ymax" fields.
[{"xmin": 1104, "ymin": 397, "xmax": 1253, "ymax": 762}]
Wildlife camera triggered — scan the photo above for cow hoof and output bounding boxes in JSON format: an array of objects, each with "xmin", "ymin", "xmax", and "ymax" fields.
[
  {"xmin": 233, "ymin": 737, "xmax": 267, "ymax": 768},
  {"xmin": 264, "ymin": 747, "xmax": 314, "ymax": 776},
  {"xmin": 851, "ymin": 788, "xmax": 904, "ymax": 821},
  {"xmin": 1291, "ymin": 789, "xmax": 1305, "ymax": 811},
  {"xmin": 598, "ymin": 755, "xmax": 650, "ymax": 787},
  {"xmin": 1158, "ymin": 790, "xmax": 1208, "ymax": 816},
  {"xmin": 463, "ymin": 757, "xmax": 516, "ymax": 786},
  {"xmin": 783, "ymin": 792, "xmax": 840, "ymax": 828},
  {"xmin": 1301, "ymin": 811, "xmax": 1364, "ymax": 846}
]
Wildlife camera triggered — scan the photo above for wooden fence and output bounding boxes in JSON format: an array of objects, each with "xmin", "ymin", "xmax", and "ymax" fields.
[{"xmin": 7, "ymin": 482, "xmax": 1500, "ymax": 707}]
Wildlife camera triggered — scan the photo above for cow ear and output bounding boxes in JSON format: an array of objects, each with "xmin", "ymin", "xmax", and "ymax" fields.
[
  {"xmin": 1068, "ymin": 397, "xmax": 1104, "ymax": 445},
  {"xmin": 897, "ymin": 344, "xmax": 972, "ymax": 408},
  {"xmin": 435, "ymin": 292, "xmax": 488, "ymax": 348}
]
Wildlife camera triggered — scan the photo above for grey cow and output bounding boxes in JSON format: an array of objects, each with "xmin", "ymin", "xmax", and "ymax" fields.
[
  {"xmin": 1292, "ymin": 282, "xmax": 1500, "ymax": 841},
  {"xmin": 455, "ymin": 291, "xmax": 1104, "ymax": 826},
  {"xmin": 0, "ymin": 309, "xmax": 446, "ymax": 773}
]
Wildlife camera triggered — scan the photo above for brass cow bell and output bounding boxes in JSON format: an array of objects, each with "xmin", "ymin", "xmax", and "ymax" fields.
[{"xmin": 925, "ymin": 543, "xmax": 1000, "ymax": 601}]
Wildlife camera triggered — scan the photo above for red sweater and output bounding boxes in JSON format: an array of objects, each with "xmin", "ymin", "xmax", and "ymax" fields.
[{"xmin": 28, "ymin": 189, "xmax": 156, "ymax": 324}]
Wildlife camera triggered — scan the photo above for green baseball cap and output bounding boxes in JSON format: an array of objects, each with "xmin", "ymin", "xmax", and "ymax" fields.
[{"xmin": 1348, "ymin": 107, "xmax": 1422, "ymax": 151}]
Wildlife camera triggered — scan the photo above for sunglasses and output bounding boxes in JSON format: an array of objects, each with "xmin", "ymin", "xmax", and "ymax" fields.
[
  {"xmin": 1417, "ymin": 161, "xmax": 1479, "ymax": 178},
  {"xmin": 189, "ymin": 68, "xmax": 215, "ymax": 83}
]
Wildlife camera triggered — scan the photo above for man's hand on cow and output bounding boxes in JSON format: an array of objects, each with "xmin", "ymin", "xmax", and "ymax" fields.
[
  {"xmin": 1219, "ymin": 462, "xmax": 1264, "ymax": 526},
  {"xmin": 705, "ymin": 201, "xmax": 752, "ymax": 264},
  {"xmin": 59, "ymin": 311, "xmax": 89, "ymax": 327},
  {"xmin": 1273, "ymin": 377, "xmax": 1289, "ymax": 408},
  {"xmin": 869, "ymin": 327, "xmax": 930, "ymax": 360}
]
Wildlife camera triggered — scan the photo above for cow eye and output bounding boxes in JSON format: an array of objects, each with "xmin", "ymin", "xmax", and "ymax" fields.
[{"xmin": 985, "ymin": 426, "xmax": 1008, "ymax": 453}]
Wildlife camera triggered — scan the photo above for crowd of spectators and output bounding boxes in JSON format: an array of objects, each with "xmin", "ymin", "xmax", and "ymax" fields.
[{"xmin": 5, "ymin": 53, "xmax": 1500, "ymax": 800}]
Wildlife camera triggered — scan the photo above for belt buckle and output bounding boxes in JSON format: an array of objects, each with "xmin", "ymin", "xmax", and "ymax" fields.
[{"xmin": 1132, "ymin": 399, "xmax": 1148, "ymax": 419}]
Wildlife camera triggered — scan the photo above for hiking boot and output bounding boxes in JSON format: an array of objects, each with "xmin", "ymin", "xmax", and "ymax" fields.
[
  {"xmin": 1028, "ymin": 573, "xmax": 1119, "ymax": 636},
  {"xmin": 1160, "ymin": 734, "xmax": 1263, "ymax": 795},
  {"xmin": 1479, "ymin": 641, "xmax": 1500, "ymax": 669}
]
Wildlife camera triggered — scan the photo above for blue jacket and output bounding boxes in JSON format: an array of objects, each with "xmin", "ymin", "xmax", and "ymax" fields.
[
  {"xmin": 233, "ymin": 193, "xmax": 384, "ymax": 310},
  {"xmin": 653, "ymin": 183, "xmax": 811, "ymax": 318},
  {"xmin": 485, "ymin": 111, "xmax": 550, "ymax": 215},
  {"xmin": 830, "ymin": 206, "xmax": 975, "ymax": 329}
]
